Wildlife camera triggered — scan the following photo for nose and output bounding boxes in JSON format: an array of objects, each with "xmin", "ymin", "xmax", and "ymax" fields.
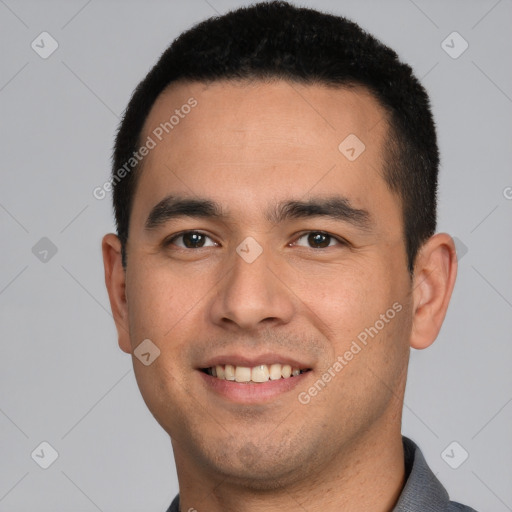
[{"xmin": 208, "ymin": 241, "xmax": 295, "ymax": 331}]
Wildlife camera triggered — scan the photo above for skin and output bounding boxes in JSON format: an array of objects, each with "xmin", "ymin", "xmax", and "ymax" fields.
[{"xmin": 103, "ymin": 80, "xmax": 457, "ymax": 512}]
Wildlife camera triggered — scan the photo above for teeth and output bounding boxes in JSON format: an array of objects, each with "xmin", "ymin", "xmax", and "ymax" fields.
[
  {"xmin": 224, "ymin": 364, "xmax": 235, "ymax": 381},
  {"xmin": 206, "ymin": 363, "xmax": 306, "ymax": 383},
  {"xmin": 215, "ymin": 365, "xmax": 225, "ymax": 379},
  {"xmin": 235, "ymin": 366, "xmax": 251, "ymax": 382},
  {"xmin": 251, "ymin": 365, "xmax": 270, "ymax": 382},
  {"xmin": 269, "ymin": 363, "xmax": 282, "ymax": 380}
]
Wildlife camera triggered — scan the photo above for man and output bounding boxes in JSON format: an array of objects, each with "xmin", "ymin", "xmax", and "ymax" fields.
[{"xmin": 102, "ymin": 2, "xmax": 477, "ymax": 510}]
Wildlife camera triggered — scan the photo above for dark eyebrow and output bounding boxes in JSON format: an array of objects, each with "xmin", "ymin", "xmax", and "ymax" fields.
[
  {"xmin": 145, "ymin": 195, "xmax": 225, "ymax": 229},
  {"xmin": 266, "ymin": 197, "xmax": 372, "ymax": 230},
  {"xmin": 145, "ymin": 195, "xmax": 372, "ymax": 231}
]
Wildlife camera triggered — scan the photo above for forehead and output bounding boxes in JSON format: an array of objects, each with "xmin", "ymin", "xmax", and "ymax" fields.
[
  {"xmin": 142, "ymin": 79, "xmax": 388, "ymax": 156},
  {"xmin": 133, "ymin": 79, "xmax": 399, "ymax": 231}
]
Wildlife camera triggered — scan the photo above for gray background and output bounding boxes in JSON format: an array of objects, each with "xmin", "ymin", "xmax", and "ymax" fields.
[{"xmin": 1, "ymin": 0, "xmax": 511, "ymax": 510}]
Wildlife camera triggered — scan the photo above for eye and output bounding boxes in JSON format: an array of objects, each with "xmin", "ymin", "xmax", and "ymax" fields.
[
  {"xmin": 293, "ymin": 231, "xmax": 345, "ymax": 249},
  {"xmin": 164, "ymin": 231, "xmax": 218, "ymax": 249}
]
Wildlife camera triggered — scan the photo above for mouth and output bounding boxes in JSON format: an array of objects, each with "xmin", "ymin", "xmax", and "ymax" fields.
[
  {"xmin": 197, "ymin": 354, "xmax": 314, "ymax": 403},
  {"xmin": 200, "ymin": 363, "xmax": 311, "ymax": 383}
]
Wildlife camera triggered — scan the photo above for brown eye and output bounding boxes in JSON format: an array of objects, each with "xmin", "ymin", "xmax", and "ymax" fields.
[
  {"xmin": 182, "ymin": 232, "xmax": 206, "ymax": 248},
  {"xmin": 308, "ymin": 232, "xmax": 331, "ymax": 248},
  {"xmin": 166, "ymin": 231, "xmax": 217, "ymax": 249},
  {"xmin": 294, "ymin": 231, "xmax": 343, "ymax": 249}
]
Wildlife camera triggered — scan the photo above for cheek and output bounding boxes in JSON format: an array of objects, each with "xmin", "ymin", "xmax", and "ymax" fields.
[
  {"xmin": 125, "ymin": 260, "xmax": 207, "ymax": 344},
  {"xmin": 290, "ymin": 257, "xmax": 408, "ymax": 356},
  {"xmin": 287, "ymin": 261, "xmax": 390, "ymax": 332},
  {"xmin": 125, "ymin": 262, "xmax": 205, "ymax": 434}
]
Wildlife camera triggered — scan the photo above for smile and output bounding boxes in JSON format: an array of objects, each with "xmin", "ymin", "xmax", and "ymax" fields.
[{"xmin": 202, "ymin": 364, "xmax": 310, "ymax": 383}]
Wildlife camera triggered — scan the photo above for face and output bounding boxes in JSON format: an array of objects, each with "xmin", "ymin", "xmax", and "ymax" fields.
[{"xmin": 110, "ymin": 80, "xmax": 418, "ymax": 488}]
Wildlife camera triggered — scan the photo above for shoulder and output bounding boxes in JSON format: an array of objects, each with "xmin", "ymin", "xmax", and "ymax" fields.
[{"xmin": 394, "ymin": 436, "xmax": 479, "ymax": 512}]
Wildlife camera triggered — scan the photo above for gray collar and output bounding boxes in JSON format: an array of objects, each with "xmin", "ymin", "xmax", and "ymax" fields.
[
  {"xmin": 393, "ymin": 436, "xmax": 476, "ymax": 511},
  {"xmin": 393, "ymin": 436, "xmax": 450, "ymax": 511}
]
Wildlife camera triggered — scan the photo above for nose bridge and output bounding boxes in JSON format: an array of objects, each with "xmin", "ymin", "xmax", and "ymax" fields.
[{"xmin": 210, "ymin": 238, "xmax": 294, "ymax": 329}]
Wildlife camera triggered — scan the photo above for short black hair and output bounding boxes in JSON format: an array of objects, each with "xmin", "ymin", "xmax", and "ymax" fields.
[{"xmin": 112, "ymin": 0, "xmax": 439, "ymax": 273}]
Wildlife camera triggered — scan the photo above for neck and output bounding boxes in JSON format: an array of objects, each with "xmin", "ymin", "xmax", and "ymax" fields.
[{"xmin": 173, "ymin": 419, "xmax": 406, "ymax": 512}]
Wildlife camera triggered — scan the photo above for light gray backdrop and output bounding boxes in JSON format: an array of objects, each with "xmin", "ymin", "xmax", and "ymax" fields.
[{"xmin": 1, "ymin": 0, "xmax": 511, "ymax": 510}]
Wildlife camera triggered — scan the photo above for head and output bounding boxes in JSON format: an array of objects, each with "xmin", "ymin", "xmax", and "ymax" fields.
[{"xmin": 103, "ymin": 1, "xmax": 457, "ymax": 491}]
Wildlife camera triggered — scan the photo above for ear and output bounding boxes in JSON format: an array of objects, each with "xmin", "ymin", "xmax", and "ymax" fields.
[
  {"xmin": 410, "ymin": 233, "xmax": 458, "ymax": 350},
  {"xmin": 102, "ymin": 233, "xmax": 131, "ymax": 354}
]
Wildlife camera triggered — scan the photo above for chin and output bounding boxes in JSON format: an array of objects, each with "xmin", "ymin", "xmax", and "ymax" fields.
[
  {"xmin": 194, "ymin": 435, "xmax": 319, "ymax": 490},
  {"xmin": 209, "ymin": 459, "xmax": 304, "ymax": 491}
]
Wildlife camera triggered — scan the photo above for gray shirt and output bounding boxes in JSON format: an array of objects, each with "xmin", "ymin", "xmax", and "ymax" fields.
[{"xmin": 166, "ymin": 436, "xmax": 477, "ymax": 511}]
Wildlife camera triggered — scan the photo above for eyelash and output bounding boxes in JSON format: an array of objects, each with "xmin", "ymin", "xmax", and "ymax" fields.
[{"xmin": 162, "ymin": 230, "xmax": 348, "ymax": 250}]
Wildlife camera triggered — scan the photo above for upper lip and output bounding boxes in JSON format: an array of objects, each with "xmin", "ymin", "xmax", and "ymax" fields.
[{"xmin": 199, "ymin": 353, "xmax": 312, "ymax": 370}]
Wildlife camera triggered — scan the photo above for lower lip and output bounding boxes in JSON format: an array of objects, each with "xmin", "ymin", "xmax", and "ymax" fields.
[{"xmin": 198, "ymin": 370, "xmax": 311, "ymax": 404}]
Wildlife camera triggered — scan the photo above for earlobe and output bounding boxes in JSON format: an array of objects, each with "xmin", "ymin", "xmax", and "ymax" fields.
[
  {"xmin": 410, "ymin": 233, "xmax": 458, "ymax": 350},
  {"xmin": 102, "ymin": 233, "xmax": 132, "ymax": 354}
]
